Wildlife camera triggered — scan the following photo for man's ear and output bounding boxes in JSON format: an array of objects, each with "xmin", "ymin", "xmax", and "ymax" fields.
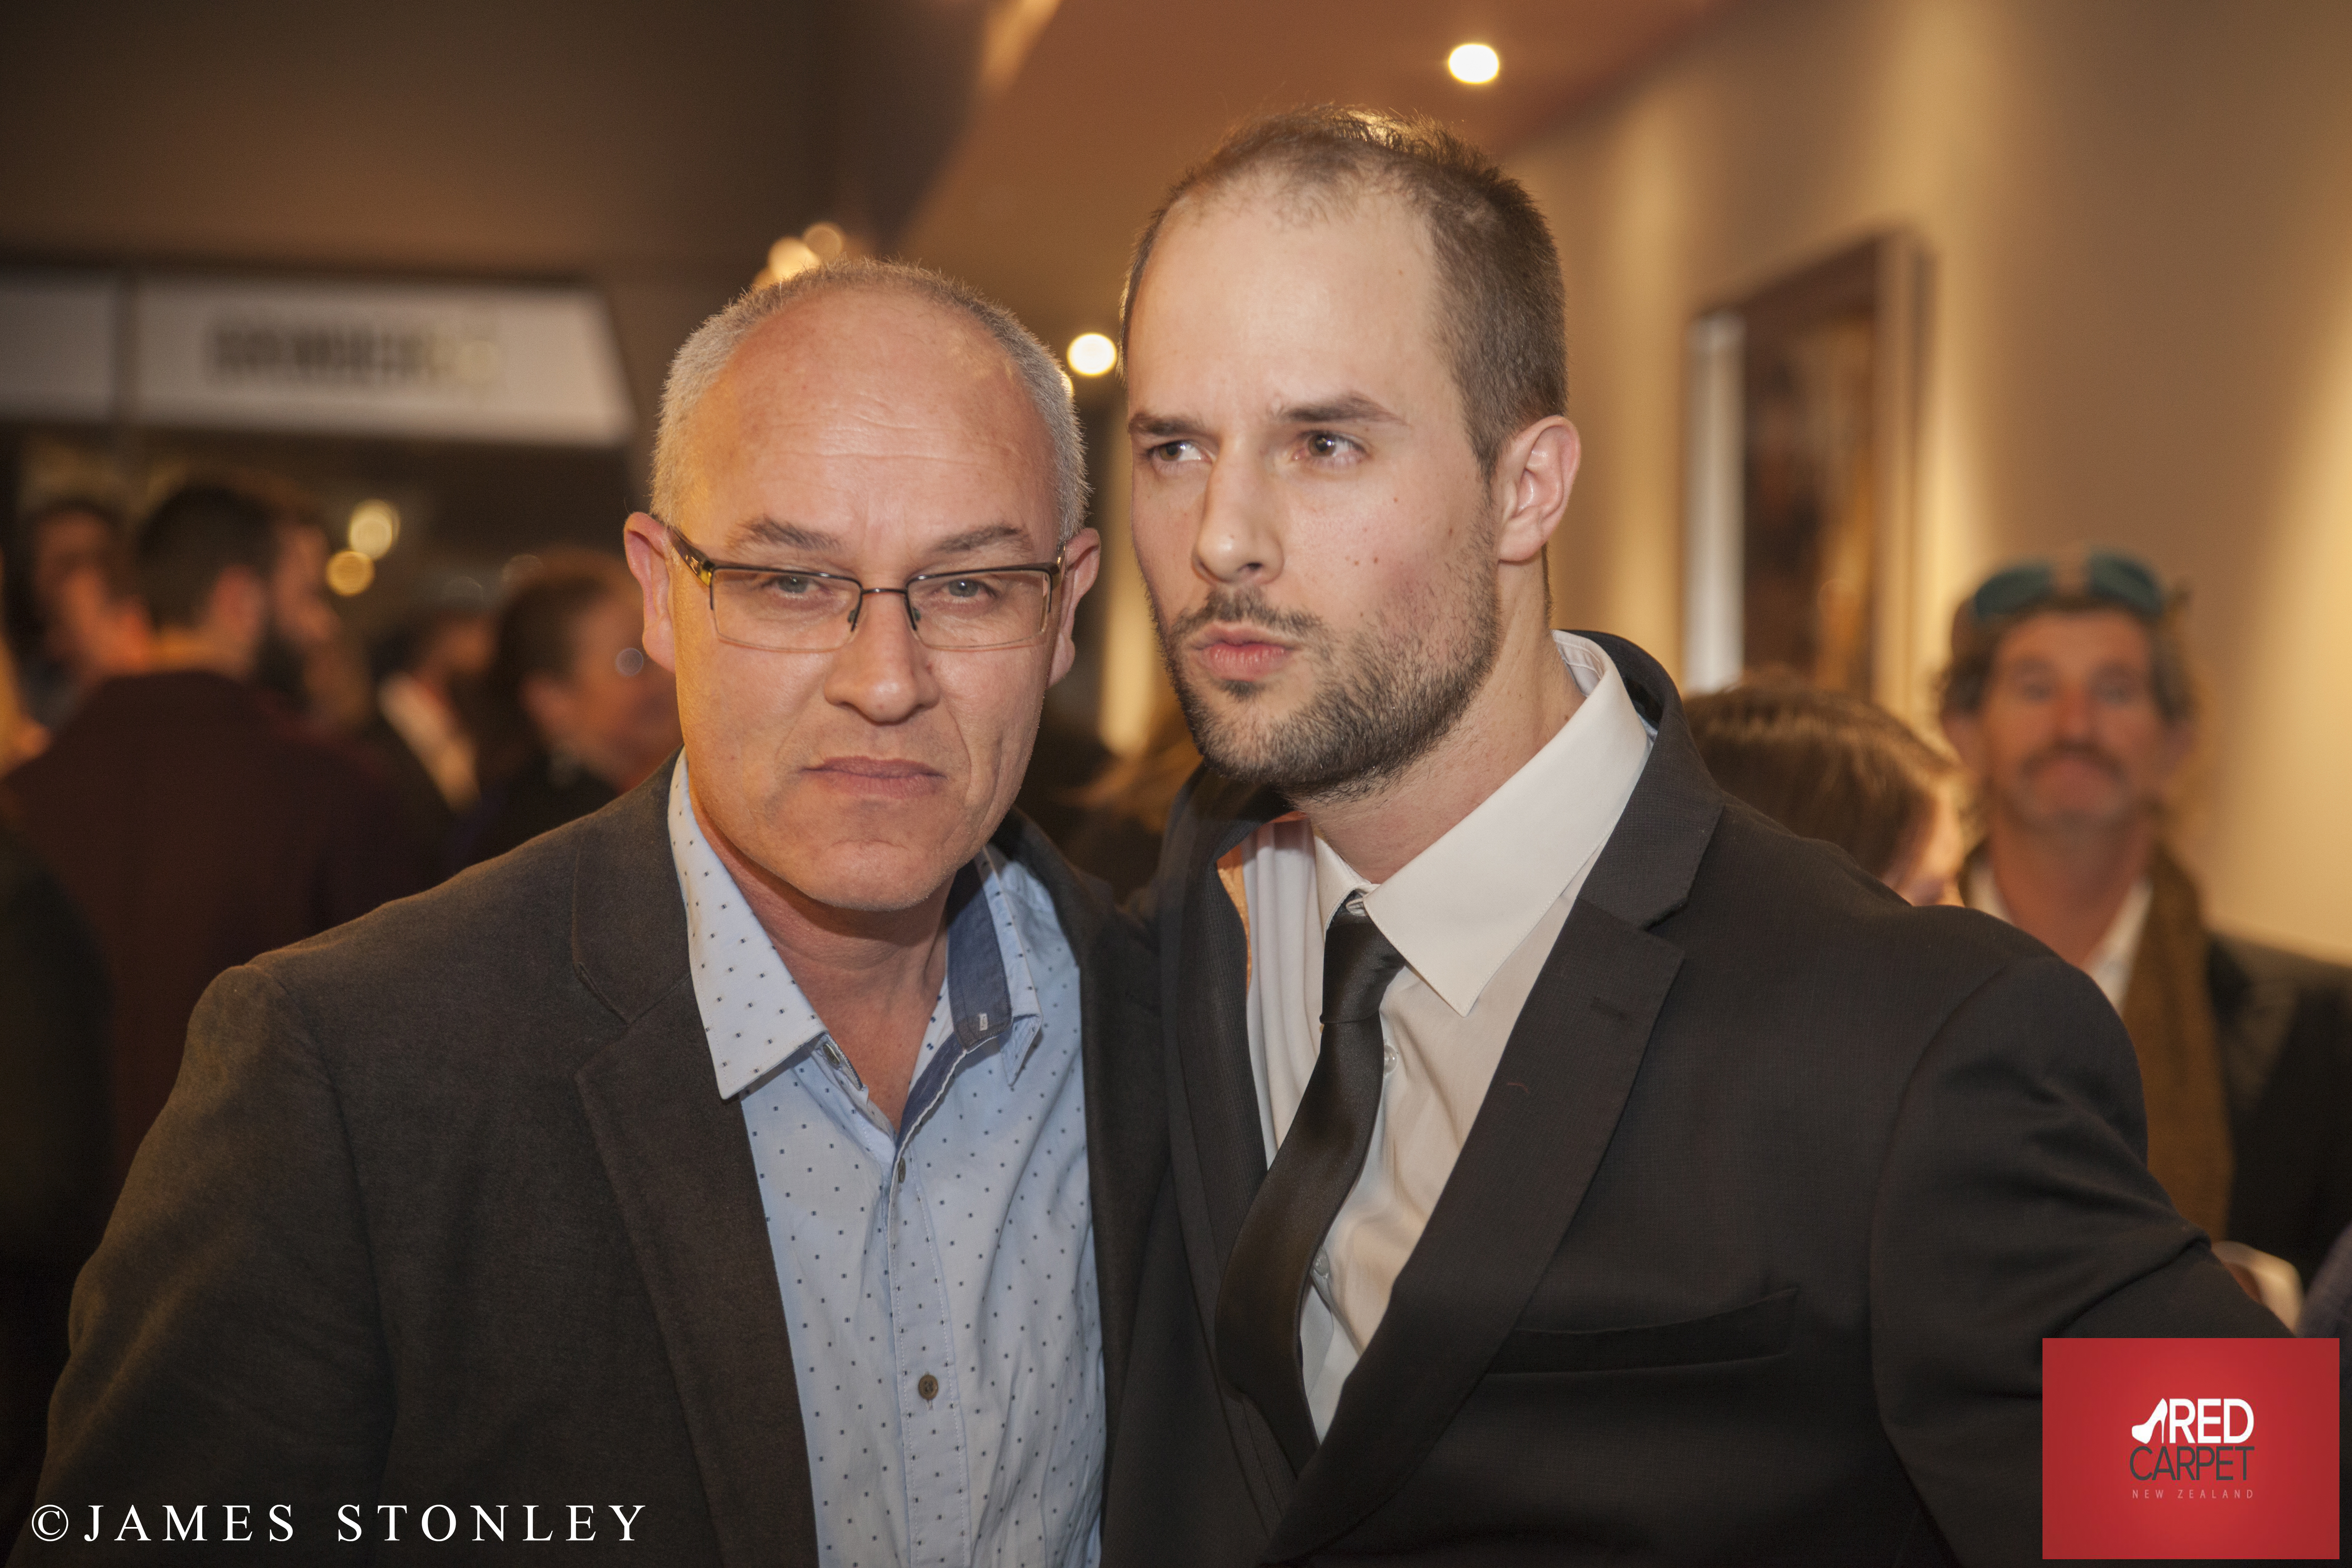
[
  {"xmin": 1494, "ymin": 417, "xmax": 1581, "ymax": 566},
  {"xmin": 622, "ymin": 513, "xmax": 679, "ymax": 673},
  {"xmin": 1047, "ymin": 528, "xmax": 1102, "ymax": 689}
]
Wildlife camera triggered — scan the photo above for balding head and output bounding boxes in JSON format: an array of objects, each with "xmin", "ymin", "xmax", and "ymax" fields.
[{"xmin": 652, "ymin": 260, "xmax": 1087, "ymax": 541}]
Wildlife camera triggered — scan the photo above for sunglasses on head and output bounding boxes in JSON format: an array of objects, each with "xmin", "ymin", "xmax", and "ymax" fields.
[{"xmin": 1968, "ymin": 549, "xmax": 2167, "ymax": 625}]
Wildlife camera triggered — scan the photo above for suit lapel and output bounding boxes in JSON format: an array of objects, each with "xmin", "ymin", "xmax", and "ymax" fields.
[
  {"xmin": 1258, "ymin": 635, "xmax": 1726, "ymax": 1560},
  {"xmin": 569, "ymin": 769, "xmax": 816, "ymax": 1568},
  {"xmin": 1268, "ymin": 904, "xmax": 1684, "ymax": 1560},
  {"xmin": 991, "ymin": 813, "xmax": 1165, "ymax": 1447},
  {"xmin": 1158, "ymin": 774, "xmax": 1305, "ymax": 1523}
]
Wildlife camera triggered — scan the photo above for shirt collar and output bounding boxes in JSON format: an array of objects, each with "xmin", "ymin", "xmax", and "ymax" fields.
[
  {"xmin": 1313, "ymin": 632, "xmax": 1655, "ymax": 1015},
  {"xmin": 1969, "ymin": 859, "xmax": 2152, "ymax": 1012},
  {"xmin": 665, "ymin": 754, "xmax": 1044, "ymax": 1102}
]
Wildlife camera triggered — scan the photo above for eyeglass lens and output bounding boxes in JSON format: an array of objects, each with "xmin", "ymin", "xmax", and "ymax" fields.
[{"xmin": 710, "ymin": 568, "xmax": 1052, "ymax": 651}]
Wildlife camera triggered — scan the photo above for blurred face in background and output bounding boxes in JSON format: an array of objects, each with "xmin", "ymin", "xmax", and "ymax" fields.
[
  {"xmin": 1123, "ymin": 179, "xmax": 1527, "ymax": 802},
  {"xmin": 1945, "ymin": 609, "xmax": 2190, "ymax": 838},
  {"xmin": 31, "ymin": 508, "xmax": 116, "ymax": 616},
  {"xmin": 522, "ymin": 587, "xmax": 679, "ymax": 792},
  {"xmin": 268, "ymin": 524, "xmax": 339, "ymax": 655},
  {"xmin": 626, "ymin": 286, "xmax": 1096, "ymax": 916}
]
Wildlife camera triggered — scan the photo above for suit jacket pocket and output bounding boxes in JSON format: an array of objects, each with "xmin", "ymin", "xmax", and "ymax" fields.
[{"xmin": 1487, "ymin": 1286, "xmax": 1798, "ymax": 1376}]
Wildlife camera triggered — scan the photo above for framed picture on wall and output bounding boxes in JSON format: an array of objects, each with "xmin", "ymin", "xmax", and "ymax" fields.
[{"xmin": 1683, "ymin": 232, "xmax": 1927, "ymax": 713}]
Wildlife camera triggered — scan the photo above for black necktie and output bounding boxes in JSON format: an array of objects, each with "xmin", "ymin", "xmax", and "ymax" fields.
[{"xmin": 1215, "ymin": 895, "xmax": 1406, "ymax": 1470}]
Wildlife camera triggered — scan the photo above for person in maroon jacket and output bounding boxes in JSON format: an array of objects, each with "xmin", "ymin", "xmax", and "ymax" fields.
[{"xmin": 1, "ymin": 482, "xmax": 423, "ymax": 1188}]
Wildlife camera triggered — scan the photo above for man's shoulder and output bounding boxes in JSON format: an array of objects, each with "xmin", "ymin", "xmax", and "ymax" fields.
[
  {"xmin": 256, "ymin": 795, "xmax": 671, "ymax": 1016},
  {"xmin": 1679, "ymin": 799, "xmax": 2055, "ymax": 1009}
]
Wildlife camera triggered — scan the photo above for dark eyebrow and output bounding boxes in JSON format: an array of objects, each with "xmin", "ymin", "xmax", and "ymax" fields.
[
  {"xmin": 1279, "ymin": 395, "xmax": 1399, "ymax": 426},
  {"xmin": 1128, "ymin": 410, "xmax": 1199, "ymax": 441},
  {"xmin": 1127, "ymin": 395, "xmax": 1401, "ymax": 441}
]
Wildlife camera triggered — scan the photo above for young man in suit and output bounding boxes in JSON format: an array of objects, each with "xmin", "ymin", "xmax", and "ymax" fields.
[
  {"xmin": 19, "ymin": 262, "xmax": 1161, "ymax": 1565},
  {"xmin": 1099, "ymin": 108, "xmax": 2277, "ymax": 1568}
]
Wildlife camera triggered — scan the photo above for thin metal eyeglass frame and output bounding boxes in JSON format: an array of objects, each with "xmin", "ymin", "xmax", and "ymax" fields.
[{"xmin": 660, "ymin": 521, "xmax": 1065, "ymax": 652}]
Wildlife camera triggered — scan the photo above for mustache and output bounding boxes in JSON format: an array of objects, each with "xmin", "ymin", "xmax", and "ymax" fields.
[
  {"xmin": 2024, "ymin": 741, "xmax": 2125, "ymax": 779},
  {"xmin": 1166, "ymin": 586, "xmax": 1328, "ymax": 645}
]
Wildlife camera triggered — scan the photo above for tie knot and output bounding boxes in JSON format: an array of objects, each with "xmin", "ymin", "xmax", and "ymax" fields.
[{"xmin": 1323, "ymin": 900, "xmax": 1405, "ymax": 1026}]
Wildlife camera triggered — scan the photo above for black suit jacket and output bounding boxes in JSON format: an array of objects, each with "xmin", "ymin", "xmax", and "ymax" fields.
[
  {"xmin": 1102, "ymin": 634, "xmax": 2279, "ymax": 1568},
  {"xmin": 15, "ymin": 766, "xmax": 1162, "ymax": 1565}
]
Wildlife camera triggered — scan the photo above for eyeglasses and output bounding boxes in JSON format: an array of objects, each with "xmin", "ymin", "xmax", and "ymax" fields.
[
  {"xmin": 663, "ymin": 523, "xmax": 1064, "ymax": 653},
  {"xmin": 1968, "ymin": 549, "xmax": 2167, "ymax": 626}
]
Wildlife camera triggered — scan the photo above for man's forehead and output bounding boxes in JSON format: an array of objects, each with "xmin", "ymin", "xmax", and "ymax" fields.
[{"xmin": 1995, "ymin": 609, "xmax": 2157, "ymax": 668}]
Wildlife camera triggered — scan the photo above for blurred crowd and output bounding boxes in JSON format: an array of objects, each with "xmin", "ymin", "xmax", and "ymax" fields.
[{"xmin": 3, "ymin": 473, "xmax": 2349, "ymax": 1532}]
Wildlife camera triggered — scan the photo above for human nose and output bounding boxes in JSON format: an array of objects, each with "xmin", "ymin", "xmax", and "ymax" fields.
[
  {"xmin": 2052, "ymin": 680, "xmax": 2096, "ymax": 740},
  {"xmin": 821, "ymin": 590, "xmax": 937, "ymax": 725},
  {"xmin": 1193, "ymin": 454, "xmax": 1284, "ymax": 588}
]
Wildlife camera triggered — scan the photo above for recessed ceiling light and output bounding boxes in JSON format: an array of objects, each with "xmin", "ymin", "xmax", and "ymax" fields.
[
  {"xmin": 1067, "ymin": 333, "xmax": 1117, "ymax": 377},
  {"xmin": 1448, "ymin": 42, "xmax": 1500, "ymax": 85}
]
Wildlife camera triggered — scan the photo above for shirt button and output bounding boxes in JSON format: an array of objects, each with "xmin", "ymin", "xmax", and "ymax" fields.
[
  {"xmin": 1382, "ymin": 1046, "xmax": 1400, "ymax": 1073},
  {"xmin": 1312, "ymin": 1251, "xmax": 1331, "ymax": 1282},
  {"xmin": 917, "ymin": 1373, "xmax": 939, "ymax": 1401}
]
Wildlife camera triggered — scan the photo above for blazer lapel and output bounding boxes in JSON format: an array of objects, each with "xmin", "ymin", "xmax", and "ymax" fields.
[
  {"xmin": 1159, "ymin": 774, "xmax": 1305, "ymax": 1523},
  {"xmin": 569, "ymin": 770, "xmax": 816, "ymax": 1568},
  {"xmin": 991, "ymin": 812, "xmax": 1166, "ymax": 1442},
  {"xmin": 1268, "ymin": 635, "xmax": 1726, "ymax": 1560},
  {"xmin": 1269, "ymin": 905, "xmax": 1684, "ymax": 1560}
]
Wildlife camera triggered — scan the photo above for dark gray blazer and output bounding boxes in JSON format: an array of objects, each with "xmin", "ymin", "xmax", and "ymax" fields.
[
  {"xmin": 15, "ymin": 766, "xmax": 1162, "ymax": 1565},
  {"xmin": 1102, "ymin": 634, "xmax": 2280, "ymax": 1568}
]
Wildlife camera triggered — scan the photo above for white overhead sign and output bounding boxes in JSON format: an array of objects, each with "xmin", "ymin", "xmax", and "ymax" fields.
[
  {"xmin": 0, "ymin": 271, "xmax": 633, "ymax": 446},
  {"xmin": 0, "ymin": 272, "xmax": 117, "ymax": 421}
]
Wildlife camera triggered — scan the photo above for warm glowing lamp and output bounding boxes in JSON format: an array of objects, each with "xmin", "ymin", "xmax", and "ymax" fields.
[
  {"xmin": 1067, "ymin": 333, "xmax": 1117, "ymax": 377},
  {"xmin": 348, "ymin": 498, "xmax": 400, "ymax": 560},
  {"xmin": 325, "ymin": 550, "xmax": 376, "ymax": 597},
  {"xmin": 1448, "ymin": 43, "xmax": 1500, "ymax": 85}
]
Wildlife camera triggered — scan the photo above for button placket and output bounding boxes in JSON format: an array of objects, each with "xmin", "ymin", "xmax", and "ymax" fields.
[{"xmin": 884, "ymin": 1142, "xmax": 973, "ymax": 1568}]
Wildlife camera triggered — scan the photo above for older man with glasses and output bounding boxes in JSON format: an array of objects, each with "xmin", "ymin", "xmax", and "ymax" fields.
[
  {"xmin": 23, "ymin": 261, "xmax": 1163, "ymax": 1566},
  {"xmin": 1942, "ymin": 549, "xmax": 2352, "ymax": 1309}
]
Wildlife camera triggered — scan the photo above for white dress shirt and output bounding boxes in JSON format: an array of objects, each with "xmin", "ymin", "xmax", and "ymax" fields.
[
  {"xmin": 1969, "ymin": 861, "xmax": 2152, "ymax": 1011},
  {"xmin": 1233, "ymin": 632, "xmax": 1654, "ymax": 1434}
]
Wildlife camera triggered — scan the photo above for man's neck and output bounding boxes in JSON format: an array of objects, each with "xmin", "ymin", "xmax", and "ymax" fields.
[
  {"xmin": 690, "ymin": 784, "xmax": 950, "ymax": 1127},
  {"xmin": 146, "ymin": 627, "xmax": 254, "ymax": 681},
  {"xmin": 1983, "ymin": 812, "xmax": 2159, "ymax": 968},
  {"xmin": 1303, "ymin": 618, "xmax": 1580, "ymax": 884}
]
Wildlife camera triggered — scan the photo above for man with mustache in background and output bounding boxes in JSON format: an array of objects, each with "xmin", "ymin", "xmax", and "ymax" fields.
[
  {"xmin": 1099, "ymin": 108, "xmax": 2281, "ymax": 1568},
  {"xmin": 1942, "ymin": 555, "xmax": 2352, "ymax": 1295}
]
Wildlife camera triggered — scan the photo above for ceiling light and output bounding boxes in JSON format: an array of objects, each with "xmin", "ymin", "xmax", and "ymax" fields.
[
  {"xmin": 802, "ymin": 221, "xmax": 847, "ymax": 261},
  {"xmin": 1448, "ymin": 43, "xmax": 1500, "ymax": 85},
  {"xmin": 763, "ymin": 236, "xmax": 819, "ymax": 286},
  {"xmin": 325, "ymin": 550, "xmax": 376, "ymax": 597},
  {"xmin": 348, "ymin": 498, "xmax": 400, "ymax": 560},
  {"xmin": 1067, "ymin": 333, "xmax": 1117, "ymax": 377}
]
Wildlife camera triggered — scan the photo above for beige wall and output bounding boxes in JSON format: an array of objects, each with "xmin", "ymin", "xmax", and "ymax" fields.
[{"xmin": 1510, "ymin": 0, "xmax": 2352, "ymax": 961}]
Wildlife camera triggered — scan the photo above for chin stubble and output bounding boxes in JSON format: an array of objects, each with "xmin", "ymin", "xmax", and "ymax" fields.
[{"xmin": 1154, "ymin": 546, "xmax": 1501, "ymax": 806}]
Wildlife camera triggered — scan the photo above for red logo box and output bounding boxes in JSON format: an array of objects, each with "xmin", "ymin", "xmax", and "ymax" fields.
[{"xmin": 2044, "ymin": 1337, "xmax": 2337, "ymax": 1559}]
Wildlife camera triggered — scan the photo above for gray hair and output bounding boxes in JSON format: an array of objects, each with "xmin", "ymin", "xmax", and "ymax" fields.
[{"xmin": 651, "ymin": 258, "xmax": 1088, "ymax": 543}]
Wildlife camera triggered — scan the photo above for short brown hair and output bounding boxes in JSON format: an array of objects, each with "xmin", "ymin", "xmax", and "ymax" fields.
[
  {"xmin": 1687, "ymin": 678, "xmax": 1956, "ymax": 883},
  {"xmin": 1121, "ymin": 106, "xmax": 1567, "ymax": 476},
  {"xmin": 135, "ymin": 483, "xmax": 283, "ymax": 631}
]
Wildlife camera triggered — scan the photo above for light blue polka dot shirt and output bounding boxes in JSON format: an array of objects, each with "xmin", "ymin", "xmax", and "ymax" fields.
[{"xmin": 667, "ymin": 758, "xmax": 1102, "ymax": 1568}]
